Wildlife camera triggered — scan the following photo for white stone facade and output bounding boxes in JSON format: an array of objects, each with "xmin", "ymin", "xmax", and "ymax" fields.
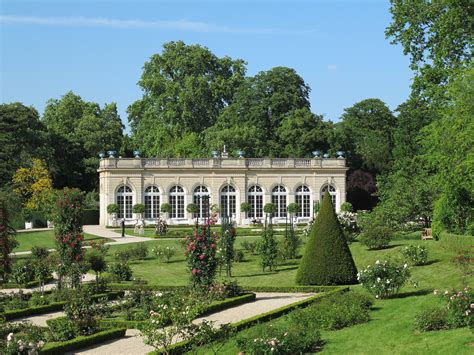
[{"xmin": 98, "ymin": 157, "xmax": 347, "ymax": 226}]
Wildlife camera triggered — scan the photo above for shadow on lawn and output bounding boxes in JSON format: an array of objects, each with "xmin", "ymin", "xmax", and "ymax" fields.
[
  {"xmin": 388, "ymin": 289, "xmax": 432, "ymax": 299},
  {"xmin": 421, "ymin": 259, "xmax": 441, "ymax": 266}
]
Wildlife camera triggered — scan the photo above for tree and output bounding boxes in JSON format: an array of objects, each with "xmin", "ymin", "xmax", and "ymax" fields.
[
  {"xmin": 0, "ymin": 196, "xmax": 18, "ymax": 280},
  {"xmin": 86, "ymin": 250, "xmax": 107, "ymax": 286},
  {"xmin": 128, "ymin": 41, "xmax": 246, "ymax": 157},
  {"xmin": 43, "ymin": 91, "xmax": 124, "ymax": 190},
  {"xmin": 423, "ymin": 65, "xmax": 474, "ymax": 235},
  {"xmin": 296, "ymin": 191, "xmax": 358, "ymax": 285},
  {"xmin": 209, "ymin": 66, "xmax": 311, "ymax": 157},
  {"xmin": 386, "ymin": 0, "xmax": 473, "ymax": 104},
  {"xmin": 12, "ymin": 159, "xmax": 54, "ymax": 216},
  {"xmin": 0, "ymin": 103, "xmax": 51, "ymax": 187},
  {"xmin": 337, "ymin": 99, "xmax": 397, "ymax": 174}
]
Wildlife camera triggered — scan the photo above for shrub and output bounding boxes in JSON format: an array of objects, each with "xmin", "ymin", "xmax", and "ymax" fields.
[
  {"xmin": 152, "ymin": 246, "xmax": 176, "ymax": 263},
  {"xmin": 114, "ymin": 249, "xmax": 131, "ymax": 263},
  {"xmin": 233, "ymin": 250, "xmax": 244, "ymax": 262},
  {"xmin": 241, "ymin": 240, "xmax": 258, "ymax": 254},
  {"xmin": 186, "ymin": 203, "xmax": 198, "ymax": 215},
  {"xmin": 47, "ymin": 317, "xmax": 79, "ymax": 341},
  {"xmin": 341, "ymin": 202, "xmax": 353, "ymax": 212},
  {"xmin": 240, "ymin": 202, "xmax": 251, "ymax": 214},
  {"xmin": 359, "ymin": 225, "xmax": 392, "ymax": 250},
  {"xmin": 86, "ymin": 250, "xmax": 107, "ymax": 284},
  {"xmin": 219, "ymin": 218, "xmax": 236, "ymax": 277},
  {"xmin": 132, "ymin": 204, "xmax": 145, "ymax": 214},
  {"xmin": 451, "ymin": 249, "xmax": 473, "ymax": 276},
  {"xmin": 357, "ymin": 259, "xmax": 411, "ymax": 299},
  {"xmin": 400, "ymin": 245, "xmax": 429, "ymax": 265},
  {"xmin": 29, "ymin": 291, "xmax": 50, "ymax": 306},
  {"xmin": 10, "ymin": 260, "xmax": 35, "ymax": 285},
  {"xmin": 160, "ymin": 203, "xmax": 171, "ymax": 214},
  {"xmin": 108, "ymin": 262, "xmax": 133, "ymax": 282},
  {"xmin": 130, "ymin": 243, "xmax": 148, "ymax": 260},
  {"xmin": 0, "ymin": 195, "xmax": 17, "ymax": 281},
  {"xmin": 258, "ymin": 226, "xmax": 278, "ymax": 272},
  {"xmin": 107, "ymin": 204, "xmax": 119, "ymax": 215},
  {"xmin": 31, "ymin": 246, "xmax": 50, "ymax": 260},
  {"xmin": 414, "ymin": 307, "xmax": 449, "ymax": 332},
  {"xmin": 296, "ymin": 191, "xmax": 358, "ymax": 285},
  {"xmin": 439, "ymin": 286, "xmax": 473, "ymax": 328}
]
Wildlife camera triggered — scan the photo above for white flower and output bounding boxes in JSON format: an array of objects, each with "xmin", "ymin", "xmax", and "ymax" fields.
[
  {"xmin": 375, "ymin": 260, "xmax": 380, "ymax": 265},
  {"xmin": 377, "ymin": 277, "xmax": 381, "ymax": 283},
  {"xmin": 403, "ymin": 263, "xmax": 408, "ymax": 269},
  {"xmin": 386, "ymin": 280, "xmax": 390, "ymax": 284},
  {"xmin": 7, "ymin": 333, "xmax": 13, "ymax": 342}
]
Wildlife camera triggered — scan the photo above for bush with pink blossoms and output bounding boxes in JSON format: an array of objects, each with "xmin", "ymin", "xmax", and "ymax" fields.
[{"xmin": 185, "ymin": 224, "xmax": 219, "ymax": 287}]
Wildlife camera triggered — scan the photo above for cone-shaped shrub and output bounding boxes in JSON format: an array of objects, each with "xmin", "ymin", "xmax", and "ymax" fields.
[{"xmin": 296, "ymin": 191, "xmax": 358, "ymax": 285}]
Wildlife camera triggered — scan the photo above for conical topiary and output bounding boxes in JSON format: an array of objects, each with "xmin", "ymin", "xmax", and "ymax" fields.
[{"xmin": 296, "ymin": 191, "xmax": 358, "ymax": 285}]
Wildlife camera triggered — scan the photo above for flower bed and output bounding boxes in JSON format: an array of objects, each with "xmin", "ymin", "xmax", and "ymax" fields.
[
  {"xmin": 39, "ymin": 327, "xmax": 126, "ymax": 354},
  {"xmin": 1, "ymin": 291, "xmax": 124, "ymax": 320}
]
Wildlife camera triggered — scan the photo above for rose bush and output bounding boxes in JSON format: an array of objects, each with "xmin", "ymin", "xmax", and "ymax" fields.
[{"xmin": 357, "ymin": 259, "xmax": 411, "ymax": 299}]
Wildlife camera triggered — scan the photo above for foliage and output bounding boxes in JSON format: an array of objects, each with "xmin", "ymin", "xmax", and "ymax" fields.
[
  {"xmin": 400, "ymin": 245, "xmax": 428, "ymax": 266},
  {"xmin": 107, "ymin": 203, "xmax": 119, "ymax": 215},
  {"xmin": 0, "ymin": 196, "xmax": 17, "ymax": 280},
  {"xmin": 160, "ymin": 203, "xmax": 171, "ymax": 214},
  {"xmin": 241, "ymin": 240, "xmax": 258, "ymax": 255},
  {"xmin": 152, "ymin": 246, "xmax": 176, "ymax": 263},
  {"xmin": 263, "ymin": 203, "xmax": 276, "ymax": 215},
  {"xmin": 437, "ymin": 286, "xmax": 473, "ymax": 328},
  {"xmin": 128, "ymin": 41, "xmax": 245, "ymax": 157},
  {"xmin": 341, "ymin": 202, "xmax": 353, "ymax": 212},
  {"xmin": 130, "ymin": 243, "xmax": 148, "ymax": 260},
  {"xmin": 414, "ymin": 307, "xmax": 449, "ymax": 332},
  {"xmin": 47, "ymin": 317, "xmax": 79, "ymax": 341},
  {"xmin": 4, "ymin": 322, "xmax": 47, "ymax": 354},
  {"xmin": 186, "ymin": 203, "xmax": 198, "ymax": 215},
  {"xmin": 258, "ymin": 224, "xmax": 278, "ymax": 272},
  {"xmin": 185, "ymin": 224, "xmax": 219, "ymax": 287},
  {"xmin": 86, "ymin": 250, "xmax": 107, "ymax": 285},
  {"xmin": 108, "ymin": 262, "xmax": 133, "ymax": 282},
  {"xmin": 240, "ymin": 202, "xmax": 251, "ymax": 213},
  {"xmin": 357, "ymin": 259, "xmax": 411, "ymax": 299},
  {"xmin": 154, "ymin": 218, "xmax": 168, "ymax": 236},
  {"xmin": 219, "ymin": 217, "xmax": 236, "ymax": 277},
  {"xmin": 10, "ymin": 260, "xmax": 36, "ymax": 285},
  {"xmin": 359, "ymin": 223, "xmax": 393, "ymax": 250},
  {"xmin": 296, "ymin": 191, "xmax": 358, "ymax": 285},
  {"xmin": 132, "ymin": 203, "xmax": 145, "ymax": 214},
  {"xmin": 43, "ymin": 91, "xmax": 123, "ymax": 191},
  {"xmin": 337, "ymin": 211, "xmax": 360, "ymax": 242},
  {"xmin": 12, "ymin": 158, "xmax": 54, "ymax": 215},
  {"xmin": 52, "ymin": 188, "xmax": 85, "ymax": 288},
  {"xmin": 282, "ymin": 213, "xmax": 301, "ymax": 260},
  {"xmin": 233, "ymin": 250, "xmax": 244, "ymax": 263},
  {"xmin": 141, "ymin": 294, "xmax": 204, "ymax": 355}
]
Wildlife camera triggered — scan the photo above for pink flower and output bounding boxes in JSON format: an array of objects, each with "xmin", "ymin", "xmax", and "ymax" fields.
[{"xmin": 199, "ymin": 254, "xmax": 205, "ymax": 260}]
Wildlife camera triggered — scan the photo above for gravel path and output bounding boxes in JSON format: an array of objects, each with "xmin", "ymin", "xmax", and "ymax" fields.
[
  {"xmin": 14, "ymin": 311, "xmax": 65, "ymax": 327},
  {"xmin": 71, "ymin": 292, "xmax": 314, "ymax": 355}
]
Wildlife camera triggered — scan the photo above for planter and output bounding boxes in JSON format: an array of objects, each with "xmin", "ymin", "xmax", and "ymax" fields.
[
  {"xmin": 47, "ymin": 220, "xmax": 53, "ymax": 228},
  {"xmin": 25, "ymin": 221, "xmax": 33, "ymax": 229}
]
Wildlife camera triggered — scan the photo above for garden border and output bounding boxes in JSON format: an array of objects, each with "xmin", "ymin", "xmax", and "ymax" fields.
[
  {"xmin": 39, "ymin": 328, "xmax": 126, "ymax": 354},
  {"xmin": 148, "ymin": 286, "xmax": 349, "ymax": 354},
  {"xmin": 1, "ymin": 291, "xmax": 124, "ymax": 320},
  {"xmin": 100, "ymin": 292, "xmax": 257, "ymax": 329}
]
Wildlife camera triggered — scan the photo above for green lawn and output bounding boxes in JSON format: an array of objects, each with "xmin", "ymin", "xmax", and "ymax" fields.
[
  {"xmin": 104, "ymin": 232, "xmax": 473, "ymax": 354},
  {"xmin": 14, "ymin": 230, "xmax": 109, "ymax": 252}
]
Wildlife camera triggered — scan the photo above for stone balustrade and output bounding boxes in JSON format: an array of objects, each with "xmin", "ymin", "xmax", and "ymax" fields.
[{"xmin": 98, "ymin": 157, "xmax": 346, "ymax": 170}]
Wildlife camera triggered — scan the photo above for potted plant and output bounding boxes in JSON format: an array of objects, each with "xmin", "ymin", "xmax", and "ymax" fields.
[
  {"xmin": 240, "ymin": 202, "xmax": 251, "ymax": 225},
  {"xmin": 132, "ymin": 203, "xmax": 146, "ymax": 222},
  {"xmin": 22, "ymin": 208, "xmax": 33, "ymax": 229},
  {"xmin": 107, "ymin": 203, "xmax": 119, "ymax": 226},
  {"xmin": 263, "ymin": 203, "xmax": 276, "ymax": 226},
  {"xmin": 160, "ymin": 203, "xmax": 172, "ymax": 222},
  {"xmin": 186, "ymin": 203, "xmax": 198, "ymax": 221}
]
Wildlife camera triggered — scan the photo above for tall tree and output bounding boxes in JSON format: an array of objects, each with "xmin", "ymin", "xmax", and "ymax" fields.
[
  {"xmin": 0, "ymin": 103, "xmax": 50, "ymax": 187},
  {"xmin": 386, "ymin": 0, "xmax": 473, "ymax": 104},
  {"xmin": 128, "ymin": 41, "xmax": 246, "ymax": 157},
  {"xmin": 43, "ymin": 92, "xmax": 124, "ymax": 190}
]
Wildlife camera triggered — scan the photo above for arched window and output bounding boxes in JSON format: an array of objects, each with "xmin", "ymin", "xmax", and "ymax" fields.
[
  {"xmin": 144, "ymin": 186, "xmax": 160, "ymax": 219},
  {"xmin": 272, "ymin": 185, "xmax": 287, "ymax": 218},
  {"xmin": 296, "ymin": 185, "xmax": 311, "ymax": 217},
  {"xmin": 248, "ymin": 185, "xmax": 263, "ymax": 219},
  {"xmin": 321, "ymin": 184, "xmax": 337, "ymax": 207},
  {"xmin": 220, "ymin": 185, "xmax": 236, "ymax": 218},
  {"xmin": 193, "ymin": 186, "xmax": 209, "ymax": 218},
  {"xmin": 116, "ymin": 185, "xmax": 133, "ymax": 219},
  {"xmin": 169, "ymin": 186, "xmax": 185, "ymax": 219}
]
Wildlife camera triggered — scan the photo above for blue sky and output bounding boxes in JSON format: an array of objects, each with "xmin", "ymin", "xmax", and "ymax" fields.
[{"xmin": 1, "ymin": 0, "xmax": 413, "ymax": 130}]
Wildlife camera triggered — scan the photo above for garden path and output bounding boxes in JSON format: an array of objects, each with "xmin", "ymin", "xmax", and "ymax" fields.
[{"xmin": 71, "ymin": 292, "xmax": 314, "ymax": 355}]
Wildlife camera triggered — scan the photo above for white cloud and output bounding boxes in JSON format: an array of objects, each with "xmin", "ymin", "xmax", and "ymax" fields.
[
  {"xmin": 0, "ymin": 15, "xmax": 314, "ymax": 35},
  {"xmin": 327, "ymin": 64, "xmax": 338, "ymax": 71}
]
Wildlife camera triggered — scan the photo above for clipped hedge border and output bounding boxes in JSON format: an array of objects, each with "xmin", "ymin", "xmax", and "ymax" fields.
[
  {"xmin": 243, "ymin": 285, "xmax": 343, "ymax": 293},
  {"xmin": 39, "ymin": 328, "xmax": 126, "ymax": 354},
  {"xmin": 100, "ymin": 293, "xmax": 257, "ymax": 330},
  {"xmin": 1, "ymin": 291, "xmax": 124, "ymax": 320},
  {"xmin": 149, "ymin": 286, "xmax": 348, "ymax": 354}
]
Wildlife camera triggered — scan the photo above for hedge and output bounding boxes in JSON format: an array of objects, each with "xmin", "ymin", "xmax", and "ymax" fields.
[
  {"xmin": 148, "ymin": 286, "xmax": 348, "ymax": 354},
  {"xmin": 438, "ymin": 231, "xmax": 474, "ymax": 253},
  {"xmin": 100, "ymin": 293, "xmax": 256, "ymax": 330},
  {"xmin": 39, "ymin": 328, "xmax": 126, "ymax": 354},
  {"xmin": 82, "ymin": 209, "xmax": 100, "ymax": 225},
  {"xmin": 1, "ymin": 291, "xmax": 123, "ymax": 320},
  {"xmin": 243, "ymin": 285, "xmax": 342, "ymax": 293}
]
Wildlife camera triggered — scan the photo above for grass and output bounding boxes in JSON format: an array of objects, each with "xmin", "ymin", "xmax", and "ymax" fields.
[
  {"xmin": 13, "ymin": 230, "xmax": 109, "ymax": 252},
  {"xmin": 104, "ymin": 231, "xmax": 473, "ymax": 354}
]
